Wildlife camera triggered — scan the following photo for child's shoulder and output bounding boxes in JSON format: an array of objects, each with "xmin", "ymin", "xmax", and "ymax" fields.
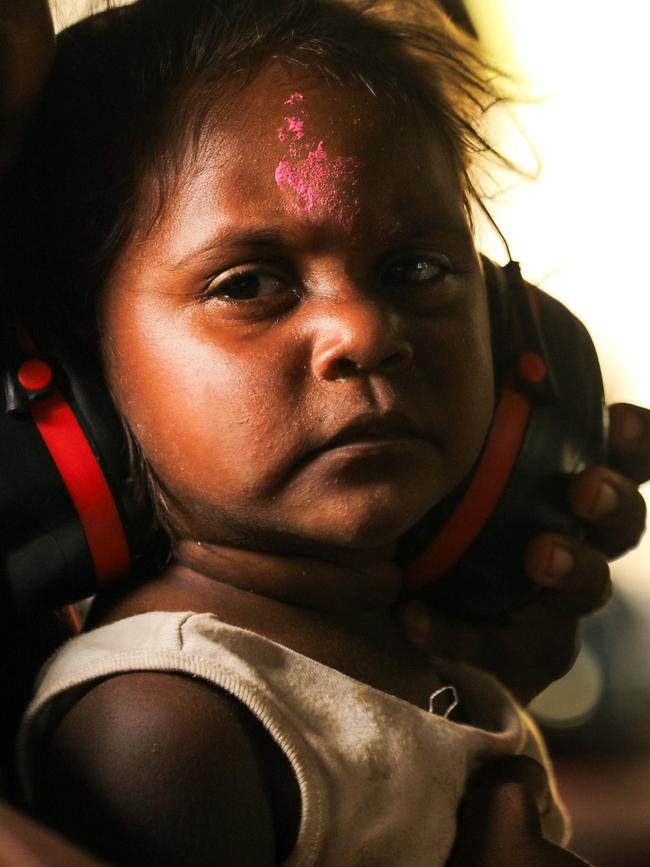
[
  {"xmin": 33, "ymin": 666, "xmax": 288, "ymax": 864},
  {"xmin": 83, "ymin": 570, "xmax": 208, "ymax": 627}
]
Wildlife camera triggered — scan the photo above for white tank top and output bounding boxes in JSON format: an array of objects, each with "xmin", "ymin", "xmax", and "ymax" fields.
[{"xmin": 18, "ymin": 611, "xmax": 567, "ymax": 866}]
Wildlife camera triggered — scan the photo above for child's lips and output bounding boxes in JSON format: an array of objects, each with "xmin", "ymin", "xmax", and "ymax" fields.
[{"xmin": 319, "ymin": 411, "xmax": 436, "ymax": 453}]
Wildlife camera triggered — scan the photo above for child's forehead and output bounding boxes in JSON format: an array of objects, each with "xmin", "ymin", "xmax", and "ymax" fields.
[
  {"xmin": 193, "ymin": 64, "xmax": 461, "ymax": 202},
  {"xmin": 224, "ymin": 62, "xmax": 412, "ymax": 147},
  {"xmin": 134, "ymin": 62, "xmax": 467, "ymax": 251}
]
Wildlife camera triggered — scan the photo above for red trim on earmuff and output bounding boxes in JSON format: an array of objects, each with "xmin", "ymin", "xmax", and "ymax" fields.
[
  {"xmin": 403, "ymin": 377, "xmax": 532, "ymax": 591},
  {"xmin": 28, "ymin": 388, "xmax": 131, "ymax": 587},
  {"xmin": 14, "ymin": 323, "xmax": 131, "ymax": 587},
  {"xmin": 403, "ymin": 267, "xmax": 548, "ymax": 593}
]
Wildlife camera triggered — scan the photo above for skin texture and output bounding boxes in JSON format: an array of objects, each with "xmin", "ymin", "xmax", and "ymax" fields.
[{"xmin": 101, "ymin": 68, "xmax": 495, "ymax": 563}]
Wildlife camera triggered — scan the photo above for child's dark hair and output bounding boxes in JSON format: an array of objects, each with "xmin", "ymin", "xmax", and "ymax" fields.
[
  {"xmin": 1, "ymin": 0, "xmax": 505, "ymax": 336},
  {"xmin": 0, "ymin": 0, "xmax": 506, "ymax": 537}
]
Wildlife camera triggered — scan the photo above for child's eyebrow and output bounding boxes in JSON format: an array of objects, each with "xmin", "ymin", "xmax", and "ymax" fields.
[
  {"xmin": 170, "ymin": 217, "xmax": 473, "ymax": 271},
  {"xmin": 172, "ymin": 226, "xmax": 300, "ymax": 268},
  {"xmin": 379, "ymin": 222, "xmax": 472, "ymax": 246}
]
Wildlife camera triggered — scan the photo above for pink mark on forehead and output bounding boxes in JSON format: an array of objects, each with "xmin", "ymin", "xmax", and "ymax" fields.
[
  {"xmin": 275, "ymin": 141, "xmax": 363, "ymax": 230},
  {"xmin": 274, "ymin": 91, "xmax": 364, "ymax": 229},
  {"xmin": 286, "ymin": 117, "xmax": 304, "ymax": 138},
  {"xmin": 276, "ymin": 116, "xmax": 304, "ymax": 145}
]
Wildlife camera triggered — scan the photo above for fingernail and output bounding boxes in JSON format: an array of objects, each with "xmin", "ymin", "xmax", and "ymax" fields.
[
  {"xmin": 543, "ymin": 544, "xmax": 574, "ymax": 581},
  {"xmin": 618, "ymin": 409, "xmax": 644, "ymax": 445},
  {"xmin": 589, "ymin": 480, "xmax": 618, "ymax": 518}
]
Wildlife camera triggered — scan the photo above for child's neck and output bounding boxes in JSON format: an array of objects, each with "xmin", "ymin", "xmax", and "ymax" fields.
[
  {"xmin": 175, "ymin": 537, "xmax": 404, "ymax": 616},
  {"xmin": 93, "ymin": 538, "xmax": 444, "ymax": 706},
  {"xmin": 168, "ymin": 538, "xmax": 409, "ymax": 659}
]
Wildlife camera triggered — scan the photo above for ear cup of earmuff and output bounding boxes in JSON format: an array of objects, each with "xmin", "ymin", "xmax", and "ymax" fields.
[
  {"xmin": 397, "ymin": 259, "xmax": 608, "ymax": 621},
  {"xmin": 0, "ymin": 307, "xmax": 155, "ymax": 618}
]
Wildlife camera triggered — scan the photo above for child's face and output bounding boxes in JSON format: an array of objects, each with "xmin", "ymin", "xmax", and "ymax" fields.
[{"xmin": 101, "ymin": 67, "xmax": 494, "ymax": 557}]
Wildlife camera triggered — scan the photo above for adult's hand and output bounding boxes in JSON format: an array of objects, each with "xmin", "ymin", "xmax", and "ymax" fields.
[
  {"xmin": 0, "ymin": 0, "xmax": 54, "ymax": 176},
  {"xmin": 399, "ymin": 402, "xmax": 649, "ymax": 704},
  {"xmin": 0, "ymin": 798, "xmax": 102, "ymax": 865},
  {"xmin": 446, "ymin": 756, "xmax": 591, "ymax": 866}
]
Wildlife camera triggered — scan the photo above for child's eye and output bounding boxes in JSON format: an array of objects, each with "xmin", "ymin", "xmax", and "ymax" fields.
[
  {"xmin": 381, "ymin": 254, "xmax": 453, "ymax": 290},
  {"xmin": 205, "ymin": 265, "xmax": 291, "ymax": 302}
]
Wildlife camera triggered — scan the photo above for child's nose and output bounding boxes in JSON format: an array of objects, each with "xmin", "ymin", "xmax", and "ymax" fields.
[{"xmin": 310, "ymin": 299, "xmax": 415, "ymax": 381}]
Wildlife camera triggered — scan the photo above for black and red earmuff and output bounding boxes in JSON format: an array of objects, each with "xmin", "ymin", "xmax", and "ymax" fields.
[
  {"xmin": 1, "ymin": 257, "xmax": 606, "ymax": 622},
  {"xmin": 0, "ymin": 310, "xmax": 152, "ymax": 618},
  {"xmin": 397, "ymin": 257, "xmax": 608, "ymax": 620}
]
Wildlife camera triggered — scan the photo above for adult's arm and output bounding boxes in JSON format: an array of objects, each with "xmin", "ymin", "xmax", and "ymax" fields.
[
  {"xmin": 0, "ymin": 0, "xmax": 54, "ymax": 176},
  {"xmin": 0, "ymin": 798, "xmax": 102, "ymax": 866}
]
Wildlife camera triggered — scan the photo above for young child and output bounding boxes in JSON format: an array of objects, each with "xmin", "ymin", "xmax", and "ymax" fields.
[{"xmin": 3, "ymin": 0, "xmax": 649, "ymax": 864}]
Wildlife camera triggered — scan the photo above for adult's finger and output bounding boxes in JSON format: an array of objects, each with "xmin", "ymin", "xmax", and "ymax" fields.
[
  {"xmin": 396, "ymin": 596, "xmax": 481, "ymax": 660},
  {"xmin": 524, "ymin": 532, "xmax": 612, "ymax": 615},
  {"xmin": 566, "ymin": 466, "xmax": 646, "ymax": 559},
  {"xmin": 608, "ymin": 403, "xmax": 650, "ymax": 484}
]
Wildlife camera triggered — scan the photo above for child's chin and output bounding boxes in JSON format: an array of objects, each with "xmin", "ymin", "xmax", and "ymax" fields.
[{"xmin": 309, "ymin": 499, "xmax": 433, "ymax": 552}]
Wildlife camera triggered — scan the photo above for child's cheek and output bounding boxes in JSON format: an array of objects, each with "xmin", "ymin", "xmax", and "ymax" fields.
[{"xmin": 101, "ymin": 296, "xmax": 301, "ymax": 511}]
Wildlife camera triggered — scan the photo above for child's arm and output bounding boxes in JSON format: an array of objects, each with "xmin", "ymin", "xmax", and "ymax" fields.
[
  {"xmin": 32, "ymin": 672, "xmax": 278, "ymax": 866},
  {"xmin": 400, "ymin": 402, "xmax": 649, "ymax": 704},
  {"xmin": 0, "ymin": 0, "xmax": 54, "ymax": 175}
]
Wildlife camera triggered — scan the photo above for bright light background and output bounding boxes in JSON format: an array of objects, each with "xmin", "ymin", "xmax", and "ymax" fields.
[
  {"xmin": 53, "ymin": 0, "xmax": 650, "ymax": 598},
  {"xmin": 466, "ymin": 0, "xmax": 650, "ymax": 599}
]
